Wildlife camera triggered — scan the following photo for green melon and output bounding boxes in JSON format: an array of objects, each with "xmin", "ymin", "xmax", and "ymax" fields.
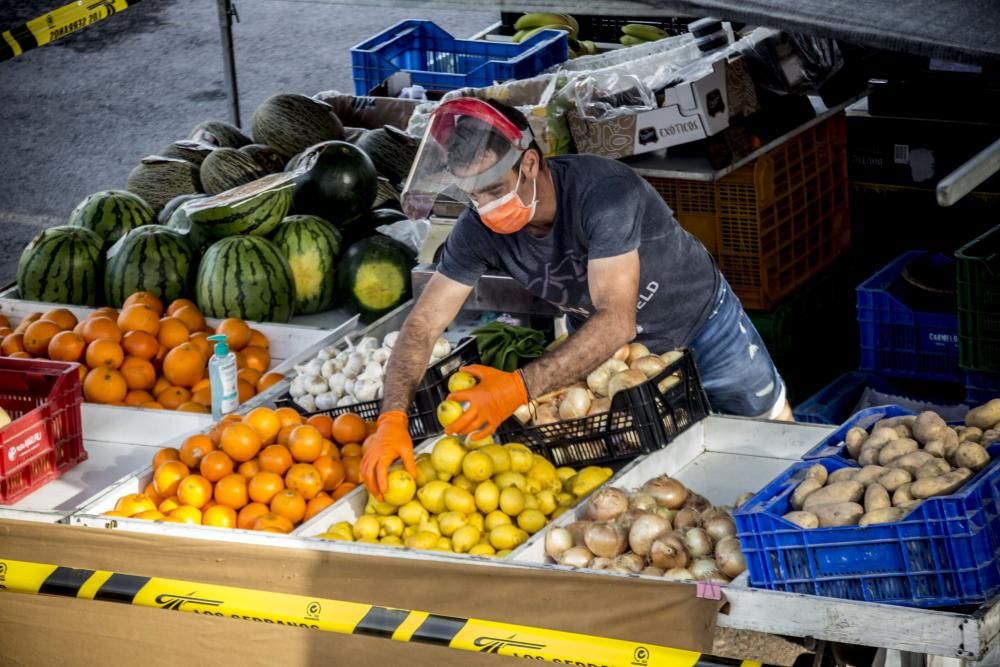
[
  {"xmin": 104, "ymin": 225, "xmax": 196, "ymax": 307},
  {"xmin": 355, "ymin": 126, "xmax": 418, "ymax": 188},
  {"xmin": 159, "ymin": 141, "xmax": 215, "ymax": 166},
  {"xmin": 339, "ymin": 235, "xmax": 414, "ymax": 322},
  {"xmin": 270, "ymin": 215, "xmax": 342, "ymax": 314},
  {"xmin": 67, "ymin": 189, "xmax": 155, "ymax": 250},
  {"xmin": 196, "ymin": 236, "xmax": 296, "ymax": 323},
  {"xmin": 240, "ymin": 144, "xmax": 285, "ymax": 174},
  {"xmin": 126, "ymin": 156, "xmax": 202, "ymax": 214},
  {"xmin": 189, "ymin": 120, "xmax": 252, "ymax": 148},
  {"xmin": 184, "ymin": 172, "xmax": 297, "ymax": 239},
  {"xmin": 200, "ymin": 147, "xmax": 268, "ymax": 195},
  {"xmin": 17, "ymin": 226, "xmax": 104, "ymax": 306},
  {"xmin": 251, "ymin": 93, "xmax": 344, "ymax": 160}
]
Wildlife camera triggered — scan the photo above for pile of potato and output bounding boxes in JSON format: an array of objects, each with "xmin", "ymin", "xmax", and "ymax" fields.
[{"xmin": 783, "ymin": 406, "xmax": 998, "ymax": 530}]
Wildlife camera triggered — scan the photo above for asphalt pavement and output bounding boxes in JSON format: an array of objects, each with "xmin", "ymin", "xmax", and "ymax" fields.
[{"xmin": 0, "ymin": 0, "xmax": 493, "ymax": 286}]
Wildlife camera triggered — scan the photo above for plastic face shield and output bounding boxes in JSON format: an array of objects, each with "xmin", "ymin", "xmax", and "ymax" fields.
[{"xmin": 401, "ymin": 98, "xmax": 532, "ymax": 219}]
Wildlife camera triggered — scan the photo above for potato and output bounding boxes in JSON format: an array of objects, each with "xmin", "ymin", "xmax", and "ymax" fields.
[
  {"xmin": 804, "ymin": 463, "xmax": 829, "ymax": 485},
  {"xmin": 966, "ymin": 399, "xmax": 1000, "ymax": 430},
  {"xmin": 878, "ymin": 438, "xmax": 919, "ymax": 466},
  {"xmin": 911, "ymin": 468, "xmax": 973, "ymax": 499},
  {"xmin": 845, "ymin": 427, "xmax": 869, "ymax": 459},
  {"xmin": 783, "ymin": 511, "xmax": 819, "ymax": 529},
  {"xmin": 924, "ymin": 439, "xmax": 946, "ymax": 458},
  {"xmin": 894, "ymin": 424, "xmax": 913, "ymax": 439},
  {"xmin": 790, "ymin": 477, "xmax": 824, "ymax": 510},
  {"xmin": 914, "ymin": 459, "xmax": 951, "ymax": 480},
  {"xmin": 859, "ymin": 507, "xmax": 907, "ymax": 527},
  {"xmin": 888, "ymin": 451, "xmax": 936, "ymax": 475},
  {"xmin": 853, "ymin": 465, "xmax": 887, "ymax": 486},
  {"xmin": 892, "ymin": 483, "xmax": 913, "ymax": 506},
  {"xmin": 959, "ymin": 427, "xmax": 983, "ymax": 443},
  {"xmin": 802, "ymin": 481, "xmax": 864, "ymax": 512},
  {"xmin": 913, "ymin": 411, "xmax": 949, "ymax": 444},
  {"xmin": 828, "ymin": 468, "xmax": 857, "ymax": 484},
  {"xmin": 951, "ymin": 442, "xmax": 990, "ymax": 471},
  {"xmin": 858, "ymin": 445, "xmax": 884, "ymax": 466},
  {"xmin": 896, "ymin": 499, "xmax": 923, "ymax": 512},
  {"xmin": 877, "ymin": 468, "xmax": 912, "ymax": 493},
  {"xmin": 814, "ymin": 502, "xmax": 865, "ymax": 527},
  {"xmin": 983, "ymin": 430, "xmax": 1000, "ymax": 446},
  {"xmin": 864, "ymin": 483, "xmax": 891, "ymax": 513}
]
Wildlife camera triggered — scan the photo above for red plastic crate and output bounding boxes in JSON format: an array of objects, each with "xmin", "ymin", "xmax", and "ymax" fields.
[{"xmin": 0, "ymin": 358, "xmax": 86, "ymax": 503}]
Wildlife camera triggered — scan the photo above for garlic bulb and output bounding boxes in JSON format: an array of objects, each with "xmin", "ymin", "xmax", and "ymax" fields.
[
  {"xmin": 321, "ymin": 359, "xmax": 339, "ymax": 378},
  {"xmin": 336, "ymin": 395, "xmax": 357, "ymax": 407},
  {"xmin": 334, "ymin": 349, "xmax": 351, "ymax": 367},
  {"xmin": 559, "ymin": 387, "xmax": 592, "ymax": 420},
  {"xmin": 354, "ymin": 379, "xmax": 382, "ymax": 401},
  {"xmin": 357, "ymin": 336, "xmax": 379, "ymax": 355},
  {"xmin": 383, "ymin": 331, "xmax": 400, "ymax": 348},
  {"xmin": 327, "ymin": 373, "xmax": 346, "ymax": 398},
  {"xmin": 342, "ymin": 353, "xmax": 365, "ymax": 379},
  {"xmin": 304, "ymin": 374, "xmax": 328, "ymax": 396},
  {"xmin": 316, "ymin": 347, "xmax": 332, "ymax": 362},
  {"xmin": 315, "ymin": 392, "xmax": 338, "ymax": 411},
  {"xmin": 372, "ymin": 346, "xmax": 392, "ymax": 365},
  {"xmin": 296, "ymin": 394, "xmax": 316, "ymax": 412},
  {"xmin": 344, "ymin": 378, "xmax": 356, "ymax": 398},
  {"xmin": 289, "ymin": 376, "xmax": 307, "ymax": 398},
  {"xmin": 359, "ymin": 361, "xmax": 384, "ymax": 382}
]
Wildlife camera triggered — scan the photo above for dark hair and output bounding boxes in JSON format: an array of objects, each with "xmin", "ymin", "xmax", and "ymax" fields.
[{"xmin": 444, "ymin": 98, "xmax": 545, "ymax": 174}]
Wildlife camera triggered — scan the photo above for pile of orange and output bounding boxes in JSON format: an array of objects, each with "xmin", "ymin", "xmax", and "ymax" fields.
[
  {"xmin": 104, "ymin": 408, "xmax": 375, "ymax": 533},
  {"xmin": 0, "ymin": 291, "xmax": 283, "ymax": 411}
]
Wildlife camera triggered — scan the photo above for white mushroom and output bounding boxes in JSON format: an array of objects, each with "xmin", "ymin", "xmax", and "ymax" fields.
[
  {"xmin": 296, "ymin": 394, "xmax": 317, "ymax": 412},
  {"xmin": 382, "ymin": 331, "xmax": 400, "ymax": 348},
  {"xmin": 315, "ymin": 392, "xmax": 338, "ymax": 411}
]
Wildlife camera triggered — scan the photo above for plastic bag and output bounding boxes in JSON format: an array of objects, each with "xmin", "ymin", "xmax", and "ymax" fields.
[
  {"xmin": 376, "ymin": 219, "xmax": 430, "ymax": 255},
  {"xmin": 736, "ymin": 29, "xmax": 844, "ymax": 96}
]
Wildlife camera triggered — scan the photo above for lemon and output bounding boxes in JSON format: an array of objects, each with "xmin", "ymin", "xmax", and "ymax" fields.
[
  {"xmin": 398, "ymin": 500, "xmax": 429, "ymax": 526},
  {"xmin": 464, "ymin": 433, "xmax": 494, "ymax": 450},
  {"xmin": 505, "ymin": 444, "xmax": 534, "ymax": 473},
  {"xmin": 495, "ymin": 549, "xmax": 512, "ymax": 558},
  {"xmin": 499, "ymin": 487, "xmax": 525, "ymax": 517},
  {"xmin": 378, "ymin": 515, "xmax": 404, "ymax": 537},
  {"xmin": 451, "ymin": 525, "xmax": 482, "ymax": 553},
  {"xmin": 353, "ymin": 515, "xmax": 380, "ymax": 541},
  {"xmin": 383, "ymin": 470, "xmax": 416, "ymax": 506},
  {"xmin": 371, "ymin": 498, "xmax": 398, "ymax": 515},
  {"xmin": 402, "ymin": 526, "xmax": 416, "ymax": 540},
  {"xmin": 461, "ymin": 451, "xmax": 495, "ymax": 482},
  {"xmin": 468, "ymin": 543, "xmax": 496, "ymax": 557},
  {"xmin": 327, "ymin": 520, "xmax": 353, "ymax": 535},
  {"xmin": 380, "ymin": 535, "xmax": 403, "ymax": 546},
  {"xmin": 535, "ymin": 490, "xmax": 558, "ymax": 515},
  {"xmin": 522, "ymin": 493, "xmax": 539, "ymax": 511},
  {"xmin": 494, "ymin": 471, "xmax": 527, "ymax": 491},
  {"xmin": 556, "ymin": 466, "xmax": 576, "ymax": 481},
  {"xmin": 418, "ymin": 518, "xmax": 441, "ymax": 537},
  {"xmin": 551, "ymin": 507, "xmax": 568, "ymax": 519},
  {"xmin": 317, "ymin": 529, "xmax": 352, "ymax": 541},
  {"xmin": 431, "ymin": 437, "xmax": 466, "ymax": 475},
  {"xmin": 435, "ymin": 537, "xmax": 453, "ymax": 551},
  {"xmin": 451, "ymin": 474, "xmax": 477, "ymax": 493},
  {"xmin": 364, "ymin": 498, "xmax": 376, "ymax": 515},
  {"xmin": 466, "ymin": 512, "xmax": 485, "ymax": 532},
  {"xmin": 474, "ymin": 480, "xmax": 500, "ymax": 513},
  {"xmin": 447, "ymin": 371, "xmax": 477, "ymax": 393},
  {"xmin": 416, "ymin": 452, "xmax": 430, "ymax": 463},
  {"xmin": 562, "ymin": 475, "xmax": 577, "ymax": 494},
  {"xmin": 528, "ymin": 456, "xmax": 559, "ymax": 491},
  {"xmin": 436, "ymin": 471, "xmax": 453, "ymax": 482},
  {"xmin": 517, "ymin": 509, "xmax": 547, "ymax": 534},
  {"xmin": 489, "ymin": 524, "xmax": 528, "ymax": 550},
  {"xmin": 484, "ymin": 510, "xmax": 512, "ymax": 531},
  {"xmin": 406, "ymin": 531, "xmax": 439, "ymax": 550},
  {"xmin": 357, "ymin": 537, "xmax": 380, "ymax": 545},
  {"xmin": 480, "ymin": 445, "xmax": 511, "ymax": 474},
  {"xmin": 436, "ymin": 400, "xmax": 465, "ymax": 428},
  {"xmin": 571, "ymin": 466, "xmax": 611, "ymax": 497},
  {"xmin": 438, "ymin": 511, "xmax": 467, "ymax": 537},
  {"xmin": 414, "ymin": 459, "xmax": 438, "ymax": 487},
  {"xmin": 557, "ymin": 492, "xmax": 576, "ymax": 508},
  {"xmin": 416, "ymin": 480, "xmax": 450, "ymax": 514},
  {"xmin": 444, "ymin": 486, "xmax": 476, "ymax": 515},
  {"xmin": 525, "ymin": 477, "xmax": 543, "ymax": 494}
]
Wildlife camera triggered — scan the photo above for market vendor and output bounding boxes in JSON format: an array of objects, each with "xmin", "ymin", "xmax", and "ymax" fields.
[{"xmin": 360, "ymin": 97, "xmax": 791, "ymax": 497}]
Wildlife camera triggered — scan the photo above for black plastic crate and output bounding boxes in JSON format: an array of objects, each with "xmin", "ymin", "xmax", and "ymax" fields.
[
  {"xmin": 499, "ymin": 12, "xmax": 694, "ymax": 43},
  {"xmin": 957, "ymin": 224, "xmax": 1000, "ymax": 373},
  {"xmin": 279, "ymin": 337, "xmax": 479, "ymax": 440},
  {"xmin": 495, "ymin": 348, "xmax": 710, "ymax": 468}
]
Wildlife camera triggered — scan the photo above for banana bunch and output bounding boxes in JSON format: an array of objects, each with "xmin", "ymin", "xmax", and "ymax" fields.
[
  {"xmin": 512, "ymin": 13, "xmax": 596, "ymax": 58},
  {"xmin": 619, "ymin": 23, "xmax": 668, "ymax": 47}
]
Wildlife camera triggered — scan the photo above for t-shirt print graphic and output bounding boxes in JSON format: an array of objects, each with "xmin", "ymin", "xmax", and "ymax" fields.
[{"xmin": 526, "ymin": 252, "xmax": 592, "ymax": 318}]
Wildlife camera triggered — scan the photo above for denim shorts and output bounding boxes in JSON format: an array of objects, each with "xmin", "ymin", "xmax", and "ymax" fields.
[{"xmin": 687, "ymin": 278, "xmax": 786, "ymax": 418}]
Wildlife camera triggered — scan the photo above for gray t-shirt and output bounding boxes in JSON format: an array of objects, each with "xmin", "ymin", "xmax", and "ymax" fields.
[{"xmin": 437, "ymin": 154, "xmax": 720, "ymax": 349}]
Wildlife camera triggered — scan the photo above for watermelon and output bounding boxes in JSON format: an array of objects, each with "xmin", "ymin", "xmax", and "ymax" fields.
[
  {"xmin": 17, "ymin": 225, "xmax": 104, "ymax": 306},
  {"xmin": 126, "ymin": 156, "xmax": 202, "ymax": 214},
  {"xmin": 341, "ymin": 207, "xmax": 407, "ymax": 247},
  {"xmin": 104, "ymin": 225, "xmax": 196, "ymax": 307},
  {"xmin": 270, "ymin": 215, "xmax": 342, "ymax": 314},
  {"xmin": 67, "ymin": 189, "xmax": 155, "ymax": 250},
  {"xmin": 196, "ymin": 236, "xmax": 296, "ymax": 323},
  {"xmin": 200, "ymin": 147, "xmax": 268, "ymax": 195},
  {"xmin": 291, "ymin": 141, "xmax": 377, "ymax": 227},
  {"xmin": 184, "ymin": 172, "xmax": 296, "ymax": 239},
  {"xmin": 251, "ymin": 94, "xmax": 344, "ymax": 160},
  {"xmin": 162, "ymin": 194, "xmax": 209, "ymax": 254},
  {"xmin": 339, "ymin": 235, "xmax": 414, "ymax": 321}
]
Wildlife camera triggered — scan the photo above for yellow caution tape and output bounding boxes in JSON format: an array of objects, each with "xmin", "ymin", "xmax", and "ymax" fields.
[
  {"xmin": 1, "ymin": 0, "xmax": 139, "ymax": 62},
  {"xmin": 0, "ymin": 557, "xmax": 761, "ymax": 667}
]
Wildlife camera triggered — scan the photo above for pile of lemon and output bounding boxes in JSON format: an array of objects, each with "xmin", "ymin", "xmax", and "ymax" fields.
[{"xmin": 316, "ymin": 435, "xmax": 612, "ymax": 556}]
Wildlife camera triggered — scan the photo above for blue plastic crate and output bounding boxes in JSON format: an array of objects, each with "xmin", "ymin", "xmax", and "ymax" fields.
[
  {"xmin": 857, "ymin": 251, "xmax": 960, "ymax": 383},
  {"xmin": 801, "ymin": 405, "xmax": 914, "ymax": 463},
  {"xmin": 793, "ymin": 373, "xmax": 900, "ymax": 425},
  {"xmin": 350, "ymin": 20, "xmax": 568, "ymax": 95},
  {"xmin": 734, "ymin": 444, "xmax": 1000, "ymax": 608},
  {"xmin": 966, "ymin": 370, "xmax": 1000, "ymax": 406}
]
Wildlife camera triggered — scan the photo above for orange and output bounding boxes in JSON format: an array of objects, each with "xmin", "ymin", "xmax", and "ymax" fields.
[
  {"xmin": 275, "ymin": 407, "xmax": 303, "ymax": 429},
  {"xmin": 248, "ymin": 471, "xmax": 284, "ymax": 504},
  {"xmin": 173, "ymin": 305, "xmax": 206, "ymax": 333},
  {"xmin": 331, "ymin": 482, "xmax": 357, "ymax": 500},
  {"xmin": 141, "ymin": 401, "xmax": 165, "ymax": 410},
  {"xmin": 156, "ymin": 386, "xmax": 192, "ymax": 410},
  {"xmin": 83, "ymin": 367, "xmax": 128, "ymax": 404},
  {"xmin": 248, "ymin": 329, "xmax": 269, "ymax": 350},
  {"xmin": 158, "ymin": 496, "xmax": 181, "ymax": 513},
  {"xmin": 154, "ymin": 344, "xmax": 169, "ymax": 366},
  {"xmin": 304, "ymin": 494, "xmax": 334, "ymax": 522},
  {"xmin": 23, "ymin": 320, "xmax": 61, "ymax": 356},
  {"xmin": 157, "ymin": 317, "xmax": 190, "ymax": 349},
  {"xmin": 177, "ymin": 401, "xmax": 209, "ymax": 413},
  {"xmin": 276, "ymin": 424, "xmax": 297, "ymax": 446},
  {"xmin": 214, "ymin": 473, "xmax": 249, "ymax": 510},
  {"xmin": 332, "ymin": 413, "xmax": 367, "ymax": 446},
  {"xmin": 241, "ymin": 346, "xmax": 270, "ymax": 373},
  {"xmin": 7, "ymin": 351, "xmax": 32, "ymax": 359},
  {"xmin": 47, "ymin": 331, "xmax": 85, "ymax": 362},
  {"xmin": 133, "ymin": 509, "xmax": 166, "ymax": 521},
  {"xmin": 152, "ymin": 447, "xmax": 180, "ymax": 469},
  {"xmin": 306, "ymin": 414, "xmax": 334, "ymax": 439},
  {"xmin": 252, "ymin": 512, "xmax": 294, "ymax": 533},
  {"xmin": 342, "ymin": 456, "xmax": 361, "ymax": 485},
  {"xmin": 166, "ymin": 298, "xmax": 198, "ymax": 317},
  {"xmin": 257, "ymin": 372, "xmax": 284, "ymax": 394},
  {"xmin": 142, "ymin": 482, "xmax": 164, "ymax": 507},
  {"xmin": 153, "ymin": 460, "xmax": 190, "ymax": 497},
  {"xmin": 187, "ymin": 332, "xmax": 212, "ymax": 362},
  {"xmin": 200, "ymin": 450, "xmax": 234, "ymax": 482},
  {"xmin": 176, "ymin": 474, "xmax": 213, "ymax": 508},
  {"xmin": 1, "ymin": 333, "xmax": 25, "ymax": 356},
  {"xmin": 237, "ymin": 379, "xmax": 255, "ymax": 403},
  {"xmin": 162, "ymin": 342, "xmax": 205, "ymax": 387},
  {"xmin": 288, "ymin": 425, "xmax": 323, "ymax": 463},
  {"xmin": 320, "ymin": 440, "xmax": 339, "ymax": 460},
  {"xmin": 340, "ymin": 443, "xmax": 363, "ymax": 459},
  {"xmin": 216, "ymin": 318, "xmax": 251, "ymax": 350},
  {"xmin": 122, "ymin": 329, "xmax": 158, "ymax": 360},
  {"xmin": 270, "ymin": 489, "xmax": 306, "ymax": 524},
  {"xmin": 285, "ymin": 463, "xmax": 323, "ymax": 500},
  {"xmin": 115, "ymin": 493, "xmax": 156, "ymax": 516},
  {"xmin": 191, "ymin": 388, "xmax": 212, "ymax": 407},
  {"xmin": 118, "ymin": 304, "xmax": 160, "ymax": 336},
  {"xmin": 0, "ymin": 314, "xmax": 8, "ymax": 328},
  {"xmin": 313, "ymin": 456, "xmax": 346, "ymax": 491},
  {"xmin": 234, "ymin": 350, "xmax": 248, "ymax": 370},
  {"xmin": 221, "ymin": 423, "xmax": 262, "ymax": 462},
  {"xmin": 120, "ymin": 356, "xmax": 155, "ymax": 390},
  {"xmin": 179, "ymin": 434, "xmax": 215, "ymax": 468},
  {"xmin": 238, "ymin": 459, "xmax": 261, "ymax": 479},
  {"xmin": 0, "ymin": 327, "xmax": 11, "ymax": 338},
  {"xmin": 152, "ymin": 376, "xmax": 171, "ymax": 396},
  {"xmin": 202, "ymin": 504, "xmax": 237, "ymax": 528},
  {"xmin": 237, "ymin": 502, "xmax": 270, "ymax": 530},
  {"xmin": 169, "ymin": 505, "xmax": 203, "ymax": 525},
  {"xmin": 124, "ymin": 390, "xmax": 155, "ymax": 406},
  {"xmin": 191, "ymin": 378, "xmax": 210, "ymax": 393},
  {"xmin": 238, "ymin": 367, "xmax": 262, "ymax": 388},
  {"xmin": 81, "ymin": 317, "xmax": 122, "ymax": 344},
  {"xmin": 243, "ymin": 407, "xmax": 280, "ymax": 444},
  {"xmin": 13, "ymin": 312, "xmax": 41, "ymax": 334},
  {"xmin": 41, "ymin": 308, "xmax": 78, "ymax": 331},
  {"xmin": 89, "ymin": 307, "xmax": 119, "ymax": 321},
  {"xmin": 258, "ymin": 444, "xmax": 294, "ymax": 475},
  {"xmin": 124, "ymin": 291, "xmax": 164, "ymax": 316},
  {"xmin": 85, "ymin": 338, "xmax": 125, "ymax": 369}
]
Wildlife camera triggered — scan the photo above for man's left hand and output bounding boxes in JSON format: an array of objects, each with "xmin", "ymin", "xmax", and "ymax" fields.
[{"xmin": 445, "ymin": 365, "xmax": 528, "ymax": 440}]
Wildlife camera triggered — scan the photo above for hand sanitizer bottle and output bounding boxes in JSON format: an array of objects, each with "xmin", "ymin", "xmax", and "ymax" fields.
[{"xmin": 207, "ymin": 334, "xmax": 239, "ymax": 420}]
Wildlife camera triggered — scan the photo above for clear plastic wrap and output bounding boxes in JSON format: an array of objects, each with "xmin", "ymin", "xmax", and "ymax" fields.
[{"xmin": 735, "ymin": 29, "xmax": 844, "ymax": 96}]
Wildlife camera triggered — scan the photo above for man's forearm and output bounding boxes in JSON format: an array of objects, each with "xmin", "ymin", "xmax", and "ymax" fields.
[
  {"xmin": 381, "ymin": 318, "xmax": 437, "ymax": 413},
  {"xmin": 520, "ymin": 309, "xmax": 634, "ymax": 398}
]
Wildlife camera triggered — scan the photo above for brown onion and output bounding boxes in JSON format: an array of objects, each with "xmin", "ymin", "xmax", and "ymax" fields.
[
  {"xmin": 629, "ymin": 493, "xmax": 658, "ymax": 512},
  {"xmin": 642, "ymin": 566, "xmax": 665, "ymax": 577},
  {"xmin": 703, "ymin": 516, "xmax": 737, "ymax": 542},
  {"xmin": 558, "ymin": 546, "xmax": 594, "ymax": 568},
  {"xmin": 628, "ymin": 513, "xmax": 671, "ymax": 556},
  {"xmin": 544, "ymin": 527, "xmax": 574, "ymax": 560},
  {"xmin": 626, "ymin": 342, "xmax": 651, "ymax": 364},
  {"xmin": 589, "ymin": 557, "xmax": 613, "ymax": 571},
  {"xmin": 649, "ymin": 534, "xmax": 689, "ymax": 570},
  {"xmin": 586, "ymin": 487, "xmax": 629, "ymax": 522},
  {"xmin": 613, "ymin": 344, "xmax": 631, "ymax": 362},
  {"xmin": 683, "ymin": 527, "xmax": 714, "ymax": 558},
  {"xmin": 566, "ymin": 521, "xmax": 590, "ymax": 547},
  {"xmin": 616, "ymin": 507, "xmax": 650, "ymax": 532},
  {"xmin": 690, "ymin": 558, "xmax": 720, "ymax": 580},
  {"xmin": 735, "ymin": 491, "xmax": 755, "ymax": 508},
  {"xmin": 684, "ymin": 492, "xmax": 712, "ymax": 512},
  {"xmin": 673, "ymin": 507, "xmax": 701, "ymax": 530},
  {"xmin": 662, "ymin": 567, "xmax": 694, "ymax": 581},
  {"xmin": 584, "ymin": 522, "xmax": 628, "ymax": 558},
  {"xmin": 642, "ymin": 476, "xmax": 689, "ymax": 509},
  {"xmin": 614, "ymin": 553, "xmax": 646, "ymax": 573},
  {"xmin": 715, "ymin": 537, "xmax": 747, "ymax": 578}
]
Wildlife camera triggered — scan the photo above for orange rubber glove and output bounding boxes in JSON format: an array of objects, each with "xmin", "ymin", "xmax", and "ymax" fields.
[
  {"xmin": 360, "ymin": 411, "xmax": 417, "ymax": 501},
  {"xmin": 445, "ymin": 365, "xmax": 529, "ymax": 441}
]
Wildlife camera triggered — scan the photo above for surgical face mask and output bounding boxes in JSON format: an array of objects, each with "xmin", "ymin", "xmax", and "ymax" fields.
[{"xmin": 474, "ymin": 169, "xmax": 537, "ymax": 234}]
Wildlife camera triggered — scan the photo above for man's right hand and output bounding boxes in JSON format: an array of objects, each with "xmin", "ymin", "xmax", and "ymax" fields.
[{"xmin": 360, "ymin": 411, "xmax": 417, "ymax": 501}]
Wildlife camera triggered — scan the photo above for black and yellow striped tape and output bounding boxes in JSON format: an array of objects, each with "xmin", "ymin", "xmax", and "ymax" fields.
[
  {"xmin": 1, "ymin": 0, "xmax": 139, "ymax": 62},
  {"xmin": 0, "ymin": 558, "xmax": 761, "ymax": 667}
]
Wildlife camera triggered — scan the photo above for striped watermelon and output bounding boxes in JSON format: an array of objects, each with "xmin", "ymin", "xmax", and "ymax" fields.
[
  {"xmin": 17, "ymin": 226, "xmax": 104, "ymax": 306},
  {"xmin": 196, "ymin": 236, "xmax": 295, "ymax": 323},
  {"xmin": 67, "ymin": 190, "xmax": 155, "ymax": 250},
  {"xmin": 269, "ymin": 215, "xmax": 342, "ymax": 314},
  {"xmin": 184, "ymin": 172, "xmax": 295, "ymax": 239},
  {"xmin": 104, "ymin": 226, "xmax": 196, "ymax": 307}
]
